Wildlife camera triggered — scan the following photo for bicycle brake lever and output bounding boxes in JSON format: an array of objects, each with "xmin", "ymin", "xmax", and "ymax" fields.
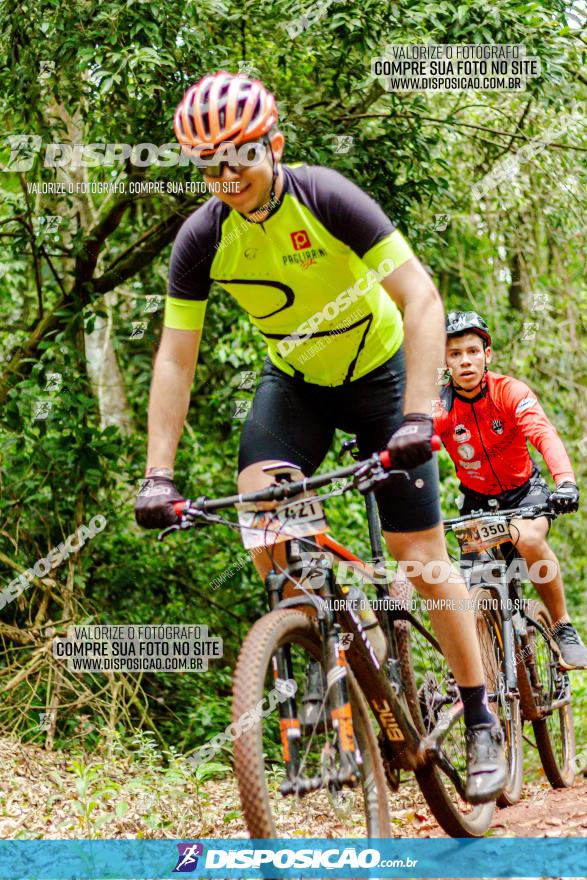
[
  {"xmin": 353, "ymin": 455, "xmax": 410, "ymax": 494},
  {"xmin": 157, "ymin": 502, "xmax": 209, "ymax": 541},
  {"xmin": 352, "ymin": 458, "xmax": 387, "ymax": 494},
  {"xmin": 157, "ymin": 522, "xmax": 186, "ymax": 541}
]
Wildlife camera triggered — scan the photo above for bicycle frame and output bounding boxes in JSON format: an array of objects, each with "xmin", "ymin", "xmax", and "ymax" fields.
[{"xmin": 162, "ymin": 443, "xmax": 470, "ymax": 800}]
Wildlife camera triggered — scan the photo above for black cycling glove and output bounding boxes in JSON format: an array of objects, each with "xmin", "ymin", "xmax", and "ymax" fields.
[
  {"xmin": 548, "ymin": 481, "xmax": 579, "ymax": 514},
  {"xmin": 135, "ymin": 476, "xmax": 185, "ymax": 529},
  {"xmin": 387, "ymin": 413, "xmax": 434, "ymax": 470}
]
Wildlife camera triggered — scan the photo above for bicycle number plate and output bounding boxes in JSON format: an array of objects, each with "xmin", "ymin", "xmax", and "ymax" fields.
[
  {"xmin": 236, "ymin": 497, "xmax": 328, "ymax": 550},
  {"xmin": 453, "ymin": 516, "xmax": 510, "ymax": 554}
]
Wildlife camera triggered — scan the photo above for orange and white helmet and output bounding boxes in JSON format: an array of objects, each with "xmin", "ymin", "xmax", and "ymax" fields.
[{"xmin": 174, "ymin": 71, "xmax": 278, "ymax": 156}]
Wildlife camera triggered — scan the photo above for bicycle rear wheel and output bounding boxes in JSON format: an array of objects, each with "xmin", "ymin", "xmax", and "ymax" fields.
[
  {"xmin": 391, "ymin": 577, "xmax": 495, "ymax": 837},
  {"xmin": 526, "ymin": 600, "xmax": 576, "ymax": 788},
  {"xmin": 232, "ymin": 609, "xmax": 390, "ymax": 838},
  {"xmin": 470, "ymin": 587, "xmax": 523, "ymax": 807}
]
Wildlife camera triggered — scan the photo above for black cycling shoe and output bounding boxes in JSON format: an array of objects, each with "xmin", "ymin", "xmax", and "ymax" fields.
[
  {"xmin": 299, "ymin": 660, "xmax": 327, "ymax": 733},
  {"xmin": 552, "ymin": 623, "xmax": 587, "ymax": 670},
  {"xmin": 465, "ymin": 722, "xmax": 507, "ymax": 804}
]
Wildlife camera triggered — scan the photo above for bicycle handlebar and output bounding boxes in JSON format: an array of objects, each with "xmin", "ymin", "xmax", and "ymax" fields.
[
  {"xmin": 443, "ymin": 503, "xmax": 557, "ymax": 530},
  {"xmin": 172, "ymin": 435, "xmax": 442, "ymax": 517}
]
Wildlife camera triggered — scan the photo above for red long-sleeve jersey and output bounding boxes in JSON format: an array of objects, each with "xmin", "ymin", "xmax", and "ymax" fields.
[{"xmin": 434, "ymin": 371, "xmax": 575, "ymax": 494}]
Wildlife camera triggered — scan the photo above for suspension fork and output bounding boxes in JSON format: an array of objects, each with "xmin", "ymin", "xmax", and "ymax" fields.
[
  {"xmin": 318, "ymin": 562, "xmax": 361, "ymax": 781},
  {"xmin": 265, "ymin": 569, "xmax": 302, "ymax": 781},
  {"xmin": 264, "ymin": 551, "xmax": 360, "ymax": 785},
  {"xmin": 486, "ymin": 561, "xmax": 519, "ymax": 694}
]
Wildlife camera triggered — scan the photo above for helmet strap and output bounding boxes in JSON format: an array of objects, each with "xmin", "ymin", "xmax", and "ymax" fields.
[
  {"xmin": 268, "ymin": 136, "xmax": 277, "ymax": 202},
  {"xmin": 246, "ymin": 136, "xmax": 279, "ymax": 218}
]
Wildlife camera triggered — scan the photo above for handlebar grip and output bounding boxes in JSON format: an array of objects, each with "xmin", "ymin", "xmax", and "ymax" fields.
[
  {"xmin": 379, "ymin": 449, "xmax": 392, "ymax": 469},
  {"xmin": 379, "ymin": 434, "xmax": 442, "ymax": 470}
]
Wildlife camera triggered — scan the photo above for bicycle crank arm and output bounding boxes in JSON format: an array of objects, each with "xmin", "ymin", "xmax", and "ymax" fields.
[{"xmin": 425, "ymin": 745, "xmax": 467, "ymax": 801}]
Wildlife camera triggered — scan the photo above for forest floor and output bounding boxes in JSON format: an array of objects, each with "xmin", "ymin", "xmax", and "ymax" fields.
[{"xmin": 0, "ymin": 735, "xmax": 585, "ymax": 843}]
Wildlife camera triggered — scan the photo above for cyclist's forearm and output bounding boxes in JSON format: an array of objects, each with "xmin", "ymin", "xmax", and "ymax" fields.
[
  {"xmin": 401, "ymin": 285, "xmax": 445, "ymax": 414},
  {"xmin": 516, "ymin": 404, "xmax": 576, "ymax": 485},
  {"xmin": 146, "ymin": 356, "xmax": 197, "ymax": 475}
]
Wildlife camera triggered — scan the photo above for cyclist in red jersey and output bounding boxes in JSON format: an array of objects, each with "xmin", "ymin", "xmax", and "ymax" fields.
[{"xmin": 435, "ymin": 311, "xmax": 586, "ymax": 669}]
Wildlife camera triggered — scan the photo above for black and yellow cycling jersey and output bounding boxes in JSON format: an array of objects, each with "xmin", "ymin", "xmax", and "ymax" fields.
[{"xmin": 164, "ymin": 163, "xmax": 414, "ymax": 386}]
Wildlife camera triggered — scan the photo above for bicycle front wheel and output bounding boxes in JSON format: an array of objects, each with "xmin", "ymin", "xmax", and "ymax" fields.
[
  {"xmin": 526, "ymin": 600, "xmax": 576, "ymax": 788},
  {"xmin": 232, "ymin": 609, "xmax": 390, "ymax": 838},
  {"xmin": 391, "ymin": 577, "xmax": 495, "ymax": 837}
]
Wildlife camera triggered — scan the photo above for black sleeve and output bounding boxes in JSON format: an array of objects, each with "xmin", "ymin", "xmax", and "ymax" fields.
[
  {"xmin": 295, "ymin": 165, "xmax": 397, "ymax": 258},
  {"xmin": 168, "ymin": 199, "xmax": 228, "ymax": 301}
]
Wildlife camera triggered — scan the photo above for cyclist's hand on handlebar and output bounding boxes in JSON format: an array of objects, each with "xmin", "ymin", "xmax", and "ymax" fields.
[
  {"xmin": 386, "ymin": 413, "xmax": 434, "ymax": 469},
  {"xmin": 548, "ymin": 481, "xmax": 579, "ymax": 514},
  {"xmin": 135, "ymin": 476, "xmax": 185, "ymax": 528}
]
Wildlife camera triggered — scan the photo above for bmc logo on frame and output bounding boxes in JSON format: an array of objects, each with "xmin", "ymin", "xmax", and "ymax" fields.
[{"xmin": 291, "ymin": 229, "xmax": 312, "ymax": 250}]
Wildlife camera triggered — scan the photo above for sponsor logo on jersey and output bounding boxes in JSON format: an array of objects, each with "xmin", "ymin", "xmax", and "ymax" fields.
[
  {"xmin": 244, "ymin": 247, "xmax": 258, "ymax": 259},
  {"xmin": 291, "ymin": 229, "xmax": 312, "ymax": 250},
  {"xmin": 457, "ymin": 443, "xmax": 475, "ymax": 461},
  {"xmin": 492, "ymin": 418, "xmax": 504, "ymax": 434},
  {"xmin": 453, "ymin": 424, "xmax": 471, "ymax": 443},
  {"xmin": 515, "ymin": 396, "xmax": 536, "ymax": 414},
  {"xmin": 300, "ymin": 257, "xmax": 317, "ymax": 270},
  {"xmin": 282, "ymin": 247, "xmax": 327, "ymax": 266},
  {"xmin": 462, "ymin": 460, "xmax": 482, "ymax": 469}
]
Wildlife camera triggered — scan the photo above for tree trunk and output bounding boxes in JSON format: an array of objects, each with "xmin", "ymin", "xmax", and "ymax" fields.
[
  {"xmin": 84, "ymin": 291, "xmax": 134, "ymax": 433},
  {"xmin": 508, "ymin": 250, "xmax": 524, "ymax": 311}
]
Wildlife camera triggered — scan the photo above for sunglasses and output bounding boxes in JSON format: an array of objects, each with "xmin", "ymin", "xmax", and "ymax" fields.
[{"xmin": 199, "ymin": 141, "xmax": 268, "ymax": 178}]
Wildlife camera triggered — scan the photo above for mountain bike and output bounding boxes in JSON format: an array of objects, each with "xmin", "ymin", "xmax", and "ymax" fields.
[
  {"xmin": 442, "ymin": 504, "xmax": 576, "ymax": 807},
  {"xmin": 159, "ymin": 440, "xmax": 500, "ymax": 838}
]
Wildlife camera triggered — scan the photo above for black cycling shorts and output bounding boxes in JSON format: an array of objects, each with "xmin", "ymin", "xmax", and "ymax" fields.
[
  {"xmin": 237, "ymin": 345, "xmax": 441, "ymax": 533},
  {"xmin": 460, "ymin": 468, "xmax": 551, "ymax": 516},
  {"xmin": 460, "ymin": 470, "xmax": 551, "ymax": 563}
]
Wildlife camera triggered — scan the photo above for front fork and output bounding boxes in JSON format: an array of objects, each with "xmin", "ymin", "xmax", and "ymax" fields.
[
  {"xmin": 265, "ymin": 554, "xmax": 360, "ymax": 796},
  {"xmin": 474, "ymin": 562, "xmax": 519, "ymax": 701},
  {"xmin": 484, "ymin": 560, "xmax": 519, "ymax": 702},
  {"xmin": 494, "ymin": 568, "xmax": 519, "ymax": 696}
]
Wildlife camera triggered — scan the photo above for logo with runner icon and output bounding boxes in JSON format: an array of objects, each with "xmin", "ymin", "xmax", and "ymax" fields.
[{"xmin": 173, "ymin": 843, "xmax": 204, "ymax": 873}]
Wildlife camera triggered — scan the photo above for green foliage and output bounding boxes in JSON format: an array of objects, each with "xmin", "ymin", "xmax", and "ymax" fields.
[{"xmin": 0, "ymin": 0, "xmax": 585, "ymax": 758}]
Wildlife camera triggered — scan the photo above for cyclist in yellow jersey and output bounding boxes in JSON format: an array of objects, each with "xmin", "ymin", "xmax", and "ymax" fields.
[{"xmin": 135, "ymin": 71, "xmax": 507, "ymax": 803}]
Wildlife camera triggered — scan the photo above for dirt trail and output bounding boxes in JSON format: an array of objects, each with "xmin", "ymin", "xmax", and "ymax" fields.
[
  {"xmin": 1, "ymin": 734, "xmax": 585, "ymax": 843},
  {"xmin": 383, "ymin": 777, "xmax": 587, "ymax": 839},
  {"xmin": 481, "ymin": 778, "xmax": 587, "ymax": 838}
]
